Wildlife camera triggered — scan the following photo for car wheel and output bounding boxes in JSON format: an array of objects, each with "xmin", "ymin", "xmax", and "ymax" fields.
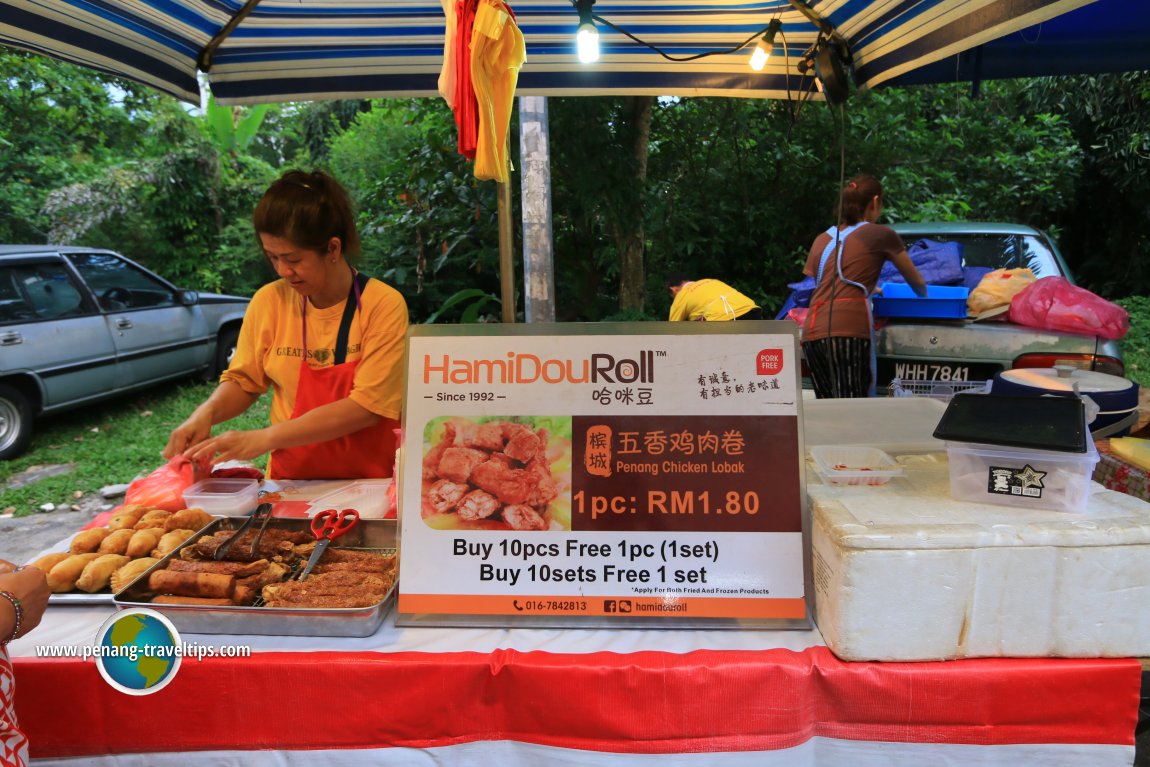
[
  {"xmin": 214, "ymin": 326, "xmax": 240, "ymax": 376},
  {"xmin": 0, "ymin": 383, "xmax": 34, "ymax": 460}
]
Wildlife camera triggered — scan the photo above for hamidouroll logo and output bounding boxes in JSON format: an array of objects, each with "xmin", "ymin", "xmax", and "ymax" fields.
[{"xmin": 93, "ymin": 608, "xmax": 183, "ymax": 695}]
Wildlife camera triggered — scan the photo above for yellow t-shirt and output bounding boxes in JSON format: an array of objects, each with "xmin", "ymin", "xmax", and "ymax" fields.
[
  {"xmin": 222, "ymin": 277, "xmax": 408, "ymax": 428},
  {"xmin": 471, "ymin": 0, "xmax": 526, "ymax": 183},
  {"xmin": 668, "ymin": 279, "xmax": 758, "ymax": 321}
]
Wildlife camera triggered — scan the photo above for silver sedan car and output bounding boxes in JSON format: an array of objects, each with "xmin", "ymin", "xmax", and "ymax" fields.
[
  {"xmin": 0, "ymin": 246, "xmax": 249, "ymax": 459},
  {"xmin": 874, "ymin": 222, "xmax": 1124, "ymax": 390}
]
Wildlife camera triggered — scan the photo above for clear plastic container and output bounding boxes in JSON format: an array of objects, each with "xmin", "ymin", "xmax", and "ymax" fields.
[
  {"xmin": 309, "ymin": 479, "xmax": 393, "ymax": 519},
  {"xmin": 182, "ymin": 478, "xmax": 260, "ymax": 515},
  {"xmin": 810, "ymin": 446, "xmax": 903, "ymax": 486},
  {"xmin": 945, "ymin": 438, "xmax": 1099, "ymax": 513}
]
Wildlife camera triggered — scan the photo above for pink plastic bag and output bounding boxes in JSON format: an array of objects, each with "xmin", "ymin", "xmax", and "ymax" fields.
[
  {"xmin": 786, "ymin": 307, "xmax": 809, "ymax": 326},
  {"xmin": 125, "ymin": 455, "xmax": 209, "ymax": 511},
  {"xmin": 1007, "ymin": 277, "xmax": 1129, "ymax": 340}
]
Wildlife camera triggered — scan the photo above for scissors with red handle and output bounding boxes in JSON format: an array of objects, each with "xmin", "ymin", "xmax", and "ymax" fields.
[{"xmin": 298, "ymin": 508, "xmax": 360, "ymax": 581}]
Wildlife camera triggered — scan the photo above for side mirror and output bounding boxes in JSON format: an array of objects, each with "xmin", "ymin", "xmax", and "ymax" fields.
[{"xmin": 179, "ymin": 289, "xmax": 199, "ymax": 306}]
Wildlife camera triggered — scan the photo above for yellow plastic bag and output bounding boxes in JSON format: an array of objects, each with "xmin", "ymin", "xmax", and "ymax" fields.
[
  {"xmin": 967, "ymin": 268, "xmax": 1036, "ymax": 316},
  {"xmin": 1110, "ymin": 437, "xmax": 1150, "ymax": 472}
]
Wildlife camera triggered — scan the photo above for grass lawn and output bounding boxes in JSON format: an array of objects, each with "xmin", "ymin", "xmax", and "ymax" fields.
[{"xmin": 0, "ymin": 380, "xmax": 269, "ymax": 517}]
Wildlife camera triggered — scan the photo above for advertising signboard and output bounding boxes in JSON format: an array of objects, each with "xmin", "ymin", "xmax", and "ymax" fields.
[{"xmin": 397, "ymin": 322, "xmax": 810, "ymax": 629}]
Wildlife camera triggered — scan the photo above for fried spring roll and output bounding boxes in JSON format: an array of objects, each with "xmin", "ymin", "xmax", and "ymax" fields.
[
  {"xmin": 148, "ymin": 569, "xmax": 235, "ymax": 599},
  {"xmin": 152, "ymin": 595, "xmax": 236, "ymax": 606},
  {"xmin": 167, "ymin": 558, "xmax": 269, "ymax": 577}
]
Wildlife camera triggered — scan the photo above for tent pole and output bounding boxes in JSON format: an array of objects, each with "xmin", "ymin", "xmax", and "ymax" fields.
[
  {"xmin": 518, "ymin": 95, "xmax": 556, "ymax": 323},
  {"xmin": 497, "ymin": 179, "xmax": 516, "ymax": 323}
]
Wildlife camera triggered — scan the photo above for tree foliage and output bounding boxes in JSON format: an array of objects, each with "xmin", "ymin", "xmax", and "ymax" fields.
[{"xmin": 4, "ymin": 47, "xmax": 1148, "ymax": 324}]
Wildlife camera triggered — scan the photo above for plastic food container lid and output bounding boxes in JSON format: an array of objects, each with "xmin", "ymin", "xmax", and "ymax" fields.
[
  {"xmin": 809, "ymin": 445, "xmax": 903, "ymax": 486},
  {"xmin": 932, "ymin": 393, "xmax": 1087, "ymax": 453},
  {"xmin": 182, "ymin": 478, "xmax": 260, "ymax": 512}
]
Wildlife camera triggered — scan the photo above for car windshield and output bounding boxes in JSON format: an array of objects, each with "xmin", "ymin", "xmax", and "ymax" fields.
[{"xmin": 899, "ymin": 233, "xmax": 1063, "ymax": 278}]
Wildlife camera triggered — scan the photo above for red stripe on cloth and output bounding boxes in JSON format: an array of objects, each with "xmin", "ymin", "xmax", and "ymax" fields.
[{"xmin": 13, "ymin": 649, "xmax": 1140, "ymax": 758}]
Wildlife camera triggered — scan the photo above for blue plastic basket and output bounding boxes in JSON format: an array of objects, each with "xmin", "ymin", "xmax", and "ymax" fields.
[{"xmin": 872, "ymin": 283, "xmax": 969, "ymax": 319}]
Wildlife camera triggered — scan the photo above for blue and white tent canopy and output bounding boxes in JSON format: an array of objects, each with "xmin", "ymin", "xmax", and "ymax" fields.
[{"xmin": 0, "ymin": 0, "xmax": 1135, "ymax": 105}]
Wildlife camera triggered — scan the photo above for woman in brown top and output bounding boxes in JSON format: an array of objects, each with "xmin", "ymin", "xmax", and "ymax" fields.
[{"xmin": 801, "ymin": 175, "xmax": 926, "ymax": 398}]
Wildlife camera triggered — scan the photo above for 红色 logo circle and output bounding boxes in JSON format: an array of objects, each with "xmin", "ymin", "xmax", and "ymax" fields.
[{"xmin": 93, "ymin": 608, "xmax": 182, "ymax": 695}]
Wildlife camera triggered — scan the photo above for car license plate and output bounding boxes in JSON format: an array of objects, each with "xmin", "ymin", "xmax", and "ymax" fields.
[{"xmin": 877, "ymin": 359, "xmax": 1002, "ymax": 384}]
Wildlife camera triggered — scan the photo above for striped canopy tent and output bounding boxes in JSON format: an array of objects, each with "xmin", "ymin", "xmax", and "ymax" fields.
[{"xmin": 0, "ymin": 0, "xmax": 1139, "ymax": 106}]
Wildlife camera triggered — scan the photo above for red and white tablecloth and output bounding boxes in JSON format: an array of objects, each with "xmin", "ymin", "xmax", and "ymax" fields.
[{"xmin": 7, "ymin": 605, "xmax": 1140, "ymax": 766}]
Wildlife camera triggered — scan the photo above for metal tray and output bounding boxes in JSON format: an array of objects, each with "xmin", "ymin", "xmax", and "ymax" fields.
[
  {"xmin": 49, "ymin": 591, "xmax": 116, "ymax": 606},
  {"xmin": 113, "ymin": 516, "xmax": 398, "ymax": 637}
]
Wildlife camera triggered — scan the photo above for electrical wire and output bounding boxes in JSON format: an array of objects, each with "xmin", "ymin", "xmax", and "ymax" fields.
[{"xmin": 590, "ymin": 15, "xmax": 774, "ymax": 62}]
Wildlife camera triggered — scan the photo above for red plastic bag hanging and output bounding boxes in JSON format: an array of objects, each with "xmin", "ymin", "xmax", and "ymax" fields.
[
  {"xmin": 125, "ymin": 455, "xmax": 210, "ymax": 511},
  {"xmin": 1007, "ymin": 276, "xmax": 1130, "ymax": 340}
]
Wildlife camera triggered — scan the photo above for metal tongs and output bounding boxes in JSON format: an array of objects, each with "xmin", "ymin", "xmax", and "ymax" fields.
[
  {"xmin": 297, "ymin": 509, "xmax": 360, "ymax": 581},
  {"xmin": 212, "ymin": 501, "xmax": 275, "ymax": 561}
]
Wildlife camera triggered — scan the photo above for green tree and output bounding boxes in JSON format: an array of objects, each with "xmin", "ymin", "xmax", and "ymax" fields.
[
  {"xmin": 0, "ymin": 48, "xmax": 158, "ymax": 242},
  {"xmin": 1021, "ymin": 73, "xmax": 1150, "ymax": 296},
  {"xmin": 330, "ymin": 98, "xmax": 505, "ymax": 323}
]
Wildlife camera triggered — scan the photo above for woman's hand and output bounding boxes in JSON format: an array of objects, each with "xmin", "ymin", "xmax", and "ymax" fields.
[
  {"xmin": 163, "ymin": 412, "xmax": 214, "ymax": 461},
  {"xmin": 185, "ymin": 428, "xmax": 274, "ymax": 467},
  {"xmin": 0, "ymin": 561, "xmax": 51, "ymax": 641},
  {"xmin": 162, "ymin": 382, "xmax": 261, "ymax": 461}
]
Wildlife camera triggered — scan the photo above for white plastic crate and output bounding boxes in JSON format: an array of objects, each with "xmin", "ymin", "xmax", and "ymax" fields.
[{"xmin": 887, "ymin": 377, "xmax": 991, "ymax": 402}]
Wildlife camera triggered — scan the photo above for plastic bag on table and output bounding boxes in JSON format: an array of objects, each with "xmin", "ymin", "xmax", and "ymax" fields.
[
  {"xmin": 1007, "ymin": 276, "xmax": 1130, "ymax": 340},
  {"xmin": 125, "ymin": 454, "xmax": 210, "ymax": 511},
  {"xmin": 967, "ymin": 268, "xmax": 1036, "ymax": 316}
]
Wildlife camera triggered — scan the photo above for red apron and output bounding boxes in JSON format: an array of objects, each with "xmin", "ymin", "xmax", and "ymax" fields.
[{"xmin": 270, "ymin": 276, "xmax": 399, "ymax": 480}]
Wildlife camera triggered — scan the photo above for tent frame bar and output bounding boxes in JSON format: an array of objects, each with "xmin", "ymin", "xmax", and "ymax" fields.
[{"xmin": 199, "ymin": 0, "xmax": 264, "ymax": 71}]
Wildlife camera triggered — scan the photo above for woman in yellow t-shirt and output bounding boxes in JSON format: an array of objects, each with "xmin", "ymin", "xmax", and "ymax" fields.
[
  {"xmin": 666, "ymin": 274, "xmax": 762, "ymax": 321},
  {"xmin": 163, "ymin": 170, "xmax": 408, "ymax": 479}
]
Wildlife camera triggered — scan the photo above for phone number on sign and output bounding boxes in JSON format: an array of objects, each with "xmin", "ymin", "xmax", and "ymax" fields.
[{"xmin": 517, "ymin": 600, "xmax": 588, "ymax": 611}]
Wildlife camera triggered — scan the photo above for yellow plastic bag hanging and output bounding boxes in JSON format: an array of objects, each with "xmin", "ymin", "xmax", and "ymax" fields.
[{"xmin": 967, "ymin": 268, "xmax": 1036, "ymax": 316}]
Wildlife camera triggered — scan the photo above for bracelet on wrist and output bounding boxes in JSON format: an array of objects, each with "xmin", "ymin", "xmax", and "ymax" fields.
[{"xmin": 0, "ymin": 590, "xmax": 22, "ymax": 645}]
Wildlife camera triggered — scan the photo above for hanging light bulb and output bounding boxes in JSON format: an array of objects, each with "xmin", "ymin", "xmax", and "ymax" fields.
[
  {"xmin": 576, "ymin": 0, "xmax": 600, "ymax": 63},
  {"xmin": 749, "ymin": 18, "xmax": 782, "ymax": 72},
  {"xmin": 577, "ymin": 22, "xmax": 600, "ymax": 63}
]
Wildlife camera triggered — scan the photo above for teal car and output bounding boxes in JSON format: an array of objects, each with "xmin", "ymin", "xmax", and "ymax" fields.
[{"xmin": 875, "ymin": 222, "xmax": 1124, "ymax": 389}]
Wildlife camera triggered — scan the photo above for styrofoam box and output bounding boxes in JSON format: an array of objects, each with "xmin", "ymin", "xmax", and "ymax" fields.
[
  {"xmin": 946, "ymin": 438, "xmax": 1099, "ymax": 513},
  {"xmin": 810, "ymin": 453, "xmax": 1150, "ymax": 660}
]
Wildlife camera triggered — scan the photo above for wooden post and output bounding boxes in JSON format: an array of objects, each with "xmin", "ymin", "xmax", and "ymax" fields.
[{"xmin": 497, "ymin": 179, "xmax": 516, "ymax": 323}]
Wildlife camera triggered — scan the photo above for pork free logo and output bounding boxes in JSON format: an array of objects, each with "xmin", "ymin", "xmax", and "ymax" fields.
[{"xmin": 756, "ymin": 349, "xmax": 783, "ymax": 376}]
